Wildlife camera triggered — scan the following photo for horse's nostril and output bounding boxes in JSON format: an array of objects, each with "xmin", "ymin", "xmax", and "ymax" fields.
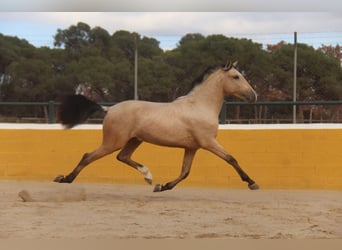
[
  {"xmin": 252, "ymin": 91, "xmax": 258, "ymax": 102},
  {"xmin": 246, "ymin": 90, "xmax": 257, "ymax": 103}
]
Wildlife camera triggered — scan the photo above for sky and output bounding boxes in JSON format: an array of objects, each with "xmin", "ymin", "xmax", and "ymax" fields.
[{"xmin": 0, "ymin": 12, "xmax": 341, "ymax": 51}]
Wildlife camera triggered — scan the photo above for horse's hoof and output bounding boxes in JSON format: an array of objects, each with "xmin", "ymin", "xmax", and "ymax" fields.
[
  {"xmin": 248, "ymin": 183, "xmax": 260, "ymax": 190},
  {"xmin": 54, "ymin": 175, "xmax": 65, "ymax": 183},
  {"xmin": 153, "ymin": 184, "xmax": 163, "ymax": 192},
  {"xmin": 144, "ymin": 177, "xmax": 152, "ymax": 185}
]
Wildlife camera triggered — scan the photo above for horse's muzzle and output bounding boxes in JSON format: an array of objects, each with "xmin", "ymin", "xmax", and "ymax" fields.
[{"xmin": 244, "ymin": 90, "xmax": 257, "ymax": 103}]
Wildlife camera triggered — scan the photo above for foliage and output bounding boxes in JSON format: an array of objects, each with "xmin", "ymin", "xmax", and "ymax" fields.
[{"xmin": 0, "ymin": 23, "xmax": 341, "ymax": 122}]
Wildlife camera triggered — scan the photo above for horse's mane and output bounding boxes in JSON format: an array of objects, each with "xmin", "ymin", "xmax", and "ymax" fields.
[
  {"xmin": 177, "ymin": 61, "xmax": 235, "ymax": 98},
  {"xmin": 190, "ymin": 64, "xmax": 224, "ymax": 90}
]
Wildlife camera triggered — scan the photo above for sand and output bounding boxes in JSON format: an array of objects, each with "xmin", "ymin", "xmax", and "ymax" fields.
[{"xmin": 0, "ymin": 180, "xmax": 341, "ymax": 239}]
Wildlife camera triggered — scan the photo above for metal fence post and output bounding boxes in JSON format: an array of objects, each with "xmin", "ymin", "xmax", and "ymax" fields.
[
  {"xmin": 293, "ymin": 31, "xmax": 298, "ymax": 123},
  {"xmin": 48, "ymin": 101, "xmax": 56, "ymax": 124}
]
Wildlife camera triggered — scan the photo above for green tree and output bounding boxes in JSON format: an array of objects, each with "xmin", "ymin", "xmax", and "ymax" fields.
[
  {"xmin": 1, "ymin": 25, "xmax": 342, "ymax": 123},
  {"xmin": 54, "ymin": 22, "xmax": 93, "ymax": 56},
  {"xmin": 4, "ymin": 58, "xmax": 53, "ymax": 101},
  {"xmin": 66, "ymin": 56, "xmax": 116, "ymax": 101},
  {"xmin": 0, "ymin": 34, "xmax": 35, "ymax": 79},
  {"xmin": 138, "ymin": 56, "xmax": 178, "ymax": 101},
  {"xmin": 265, "ymin": 41, "xmax": 342, "ymax": 122}
]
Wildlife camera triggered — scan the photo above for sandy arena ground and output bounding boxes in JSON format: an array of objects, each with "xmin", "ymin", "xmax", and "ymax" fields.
[{"xmin": 0, "ymin": 180, "xmax": 341, "ymax": 239}]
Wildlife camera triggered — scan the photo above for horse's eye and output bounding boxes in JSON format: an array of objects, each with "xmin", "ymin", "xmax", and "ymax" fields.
[{"xmin": 233, "ymin": 75, "xmax": 239, "ymax": 80}]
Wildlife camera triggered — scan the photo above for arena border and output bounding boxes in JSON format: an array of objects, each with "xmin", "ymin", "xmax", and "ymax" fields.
[
  {"xmin": 1, "ymin": 123, "xmax": 342, "ymax": 130},
  {"xmin": 0, "ymin": 123, "xmax": 341, "ymax": 190}
]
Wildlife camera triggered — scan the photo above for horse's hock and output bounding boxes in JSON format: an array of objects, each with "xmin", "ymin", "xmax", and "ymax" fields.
[{"xmin": 0, "ymin": 124, "xmax": 341, "ymax": 190}]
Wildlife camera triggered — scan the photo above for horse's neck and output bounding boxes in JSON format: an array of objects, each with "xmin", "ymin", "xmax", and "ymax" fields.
[{"xmin": 188, "ymin": 72, "xmax": 225, "ymax": 116}]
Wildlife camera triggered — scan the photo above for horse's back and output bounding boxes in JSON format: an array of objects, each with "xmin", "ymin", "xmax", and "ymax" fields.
[
  {"xmin": 107, "ymin": 100, "xmax": 169, "ymax": 117},
  {"xmin": 104, "ymin": 100, "xmax": 172, "ymax": 131}
]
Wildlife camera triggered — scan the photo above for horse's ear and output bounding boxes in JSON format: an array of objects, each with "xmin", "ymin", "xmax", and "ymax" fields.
[
  {"xmin": 223, "ymin": 61, "xmax": 232, "ymax": 71},
  {"xmin": 233, "ymin": 61, "xmax": 238, "ymax": 68}
]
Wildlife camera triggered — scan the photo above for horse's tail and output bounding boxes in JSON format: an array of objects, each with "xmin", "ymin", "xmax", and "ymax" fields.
[{"xmin": 57, "ymin": 94, "xmax": 108, "ymax": 129}]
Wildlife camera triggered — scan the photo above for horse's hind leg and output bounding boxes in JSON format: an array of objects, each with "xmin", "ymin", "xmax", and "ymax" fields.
[
  {"xmin": 116, "ymin": 137, "xmax": 153, "ymax": 185},
  {"xmin": 54, "ymin": 145, "xmax": 115, "ymax": 183},
  {"xmin": 203, "ymin": 139, "xmax": 259, "ymax": 190},
  {"xmin": 153, "ymin": 148, "xmax": 197, "ymax": 192}
]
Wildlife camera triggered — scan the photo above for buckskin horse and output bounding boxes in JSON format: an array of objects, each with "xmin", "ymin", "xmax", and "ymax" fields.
[{"xmin": 54, "ymin": 61, "xmax": 259, "ymax": 192}]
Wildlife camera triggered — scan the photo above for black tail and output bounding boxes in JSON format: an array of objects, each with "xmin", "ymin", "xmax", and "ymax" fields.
[{"xmin": 57, "ymin": 95, "xmax": 105, "ymax": 129}]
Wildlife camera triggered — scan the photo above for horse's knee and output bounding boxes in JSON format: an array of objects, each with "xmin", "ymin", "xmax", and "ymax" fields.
[
  {"xmin": 116, "ymin": 152, "xmax": 128, "ymax": 163},
  {"xmin": 81, "ymin": 152, "xmax": 89, "ymax": 160}
]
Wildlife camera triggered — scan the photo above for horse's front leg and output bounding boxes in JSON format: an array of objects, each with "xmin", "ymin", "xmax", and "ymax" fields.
[
  {"xmin": 153, "ymin": 148, "xmax": 197, "ymax": 192},
  {"xmin": 203, "ymin": 139, "xmax": 259, "ymax": 190},
  {"xmin": 54, "ymin": 146, "xmax": 114, "ymax": 183}
]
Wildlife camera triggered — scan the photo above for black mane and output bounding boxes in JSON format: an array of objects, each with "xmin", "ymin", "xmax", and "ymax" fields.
[{"xmin": 190, "ymin": 64, "xmax": 224, "ymax": 90}]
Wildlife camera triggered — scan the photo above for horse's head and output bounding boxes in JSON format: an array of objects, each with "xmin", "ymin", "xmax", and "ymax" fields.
[{"xmin": 221, "ymin": 61, "xmax": 257, "ymax": 103}]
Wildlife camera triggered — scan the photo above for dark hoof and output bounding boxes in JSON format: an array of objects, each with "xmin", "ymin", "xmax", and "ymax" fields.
[
  {"xmin": 144, "ymin": 177, "xmax": 152, "ymax": 185},
  {"xmin": 248, "ymin": 183, "xmax": 260, "ymax": 190},
  {"xmin": 54, "ymin": 175, "xmax": 65, "ymax": 183},
  {"xmin": 153, "ymin": 184, "xmax": 163, "ymax": 192}
]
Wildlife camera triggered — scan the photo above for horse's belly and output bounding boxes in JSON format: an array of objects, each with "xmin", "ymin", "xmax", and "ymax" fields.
[{"xmin": 136, "ymin": 126, "xmax": 197, "ymax": 148}]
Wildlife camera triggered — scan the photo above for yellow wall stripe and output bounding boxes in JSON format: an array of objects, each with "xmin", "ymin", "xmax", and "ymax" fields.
[{"xmin": 0, "ymin": 126, "xmax": 341, "ymax": 189}]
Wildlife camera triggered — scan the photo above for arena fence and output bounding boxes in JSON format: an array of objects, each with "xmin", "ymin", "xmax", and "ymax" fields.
[
  {"xmin": 0, "ymin": 123, "xmax": 341, "ymax": 190},
  {"xmin": 0, "ymin": 100, "xmax": 342, "ymax": 124}
]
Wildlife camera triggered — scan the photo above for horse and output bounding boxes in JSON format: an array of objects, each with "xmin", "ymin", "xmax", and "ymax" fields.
[{"xmin": 54, "ymin": 61, "xmax": 259, "ymax": 192}]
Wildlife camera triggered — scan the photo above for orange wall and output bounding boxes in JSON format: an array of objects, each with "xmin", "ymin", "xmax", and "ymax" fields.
[{"xmin": 0, "ymin": 126, "xmax": 341, "ymax": 189}]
